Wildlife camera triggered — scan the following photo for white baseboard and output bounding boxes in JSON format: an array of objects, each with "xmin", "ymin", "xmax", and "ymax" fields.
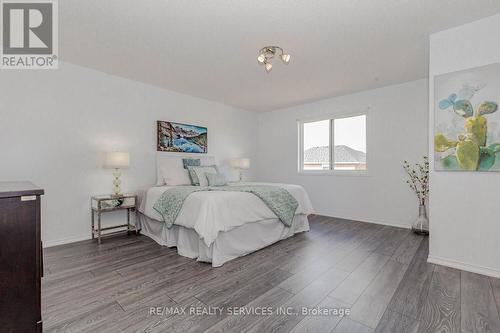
[
  {"xmin": 44, "ymin": 214, "xmax": 409, "ymax": 248},
  {"xmin": 427, "ymin": 255, "xmax": 500, "ymax": 279},
  {"xmin": 43, "ymin": 234, "xmax": 91, "ymax": 248},
  {"xmin": 315, "ymin": 212, "xmax": 411, "ymax": 230}
]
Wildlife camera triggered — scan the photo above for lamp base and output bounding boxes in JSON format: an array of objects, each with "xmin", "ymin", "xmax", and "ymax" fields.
[{"xmin": 113, "ymin": 169, "xmax": 122, "ymax": 196}]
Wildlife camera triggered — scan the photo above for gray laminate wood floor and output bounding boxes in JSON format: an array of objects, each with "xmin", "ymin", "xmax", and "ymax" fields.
[{"xmin": 42, "ymin": 215, "xmax": 500, "ymax": 333}]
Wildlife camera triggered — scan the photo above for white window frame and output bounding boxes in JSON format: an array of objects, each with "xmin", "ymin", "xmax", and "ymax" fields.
[{"xmin": 298, "ymin": 110, "xmax": 369, "ymax": 176}]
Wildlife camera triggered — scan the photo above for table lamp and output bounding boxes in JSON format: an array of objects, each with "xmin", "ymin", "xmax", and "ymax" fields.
[
  {"xmin": 230, "ymin": 158, "xmax": 250, "ymax": 182},
  {"xmin": 103, "ymin": 152, "xmax": 129, "ymax": 196}
]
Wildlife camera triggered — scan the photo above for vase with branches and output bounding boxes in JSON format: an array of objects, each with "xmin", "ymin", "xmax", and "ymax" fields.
[{"xmin": 403, "ymin": 156, "xmax": 429, "ymax": 235}]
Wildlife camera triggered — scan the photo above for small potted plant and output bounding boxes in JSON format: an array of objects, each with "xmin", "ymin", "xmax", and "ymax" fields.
[{"xmin": 403, "ymin": 156, "xmax": 429, "ymax": 235}]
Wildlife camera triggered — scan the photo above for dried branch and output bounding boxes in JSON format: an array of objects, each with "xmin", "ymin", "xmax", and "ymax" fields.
[{"xmin": 403, "ymin": 156, "xmax": 429, "ymax": 205}]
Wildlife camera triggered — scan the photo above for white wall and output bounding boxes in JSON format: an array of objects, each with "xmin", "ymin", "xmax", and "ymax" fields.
[
  {"xmin": 0, "ymin": 62, "xmax": 258, "ymax": 247},
  {"xmin": 257, "ymin": 79, "xmax": 428, "ymax": 228},
  {"xmin": 428, "ymin": 14, "xmax": 500, "ymax": 278}
]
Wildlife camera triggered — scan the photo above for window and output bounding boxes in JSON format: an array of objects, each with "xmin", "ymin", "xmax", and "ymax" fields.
[
  {"xmin": 302, "ymin": 120, "xmax": 330, "ymax": 170},
  {"xmin": 299, "ymin": 114, "xmax": 367, "ymax": 173}
]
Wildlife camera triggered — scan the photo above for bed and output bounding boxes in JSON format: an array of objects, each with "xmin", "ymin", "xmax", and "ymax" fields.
[{"xmin": 136, "ymin": 155, "xmax": 314, "ymax": 267}]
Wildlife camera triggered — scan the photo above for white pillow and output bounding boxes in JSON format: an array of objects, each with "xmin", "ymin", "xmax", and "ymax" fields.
[
  {"xmin": 192, "ymin": 166, "xmax": 218, "ymax": 186},
  {"xmin": 163, "ymin": 167, "xmax": 191, "ymax": 186},
  {"xmin": 156, "ymin": 157, "xmax": 190, "ymax": 186}
]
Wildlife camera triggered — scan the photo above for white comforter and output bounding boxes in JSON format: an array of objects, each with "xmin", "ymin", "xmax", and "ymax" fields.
[{"xmin": 138, "ymin": 182, "xmax": 314, "ymax": 247}]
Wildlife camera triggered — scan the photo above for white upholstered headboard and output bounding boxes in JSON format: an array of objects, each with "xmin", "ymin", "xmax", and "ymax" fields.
[{"xmin": 156, "ymin": 153, "xmax": 217, "ymax": 185}]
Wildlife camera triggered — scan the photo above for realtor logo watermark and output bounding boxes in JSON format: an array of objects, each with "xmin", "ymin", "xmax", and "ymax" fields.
[{"xmin": 1, "ymin": 0, "xmax": 58, "ymax": 69}]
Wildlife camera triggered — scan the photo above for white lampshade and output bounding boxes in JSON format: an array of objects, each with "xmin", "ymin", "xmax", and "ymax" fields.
[
  {"xmin": 281, "ymin": 53, "xmax": 291, "ymax": 64},
  {"xmin": 230, "ymin": 158, "xmax": 251, "ymax": 170},
  {"xmin": 104, "ymin": 152, "xmax": 130, "ymax": 169},
  {"xmin": 265, "ymin": 62, "xmax": 273, "ymax": 73}
]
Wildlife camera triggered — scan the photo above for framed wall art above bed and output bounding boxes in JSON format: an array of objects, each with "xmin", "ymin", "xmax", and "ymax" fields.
[{"xmin": 157, "ymin": 120, "xmax": 207, "ymax": 153}]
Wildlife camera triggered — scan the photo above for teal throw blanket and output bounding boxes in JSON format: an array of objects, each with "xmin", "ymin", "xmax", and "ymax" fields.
[{"xmin": 153, "ymin": 185, "xmax": 298, "ymax": 228}]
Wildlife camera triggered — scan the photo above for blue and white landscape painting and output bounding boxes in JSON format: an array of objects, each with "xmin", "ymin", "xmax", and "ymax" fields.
[{"xmin": 157, "ymin": 121, "xmax": 207, "ymax": 153}]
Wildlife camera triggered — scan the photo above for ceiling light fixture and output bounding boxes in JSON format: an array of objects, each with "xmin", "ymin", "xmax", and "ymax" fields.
[{"xmin": 257, "ymin": 46, "xmax": 290, "ymax": 73}]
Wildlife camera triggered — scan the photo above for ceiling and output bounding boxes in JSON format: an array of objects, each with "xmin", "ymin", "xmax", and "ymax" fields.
[{"xmin": 60, "ymin": 1, "xmax": 500, "ymax": 112}]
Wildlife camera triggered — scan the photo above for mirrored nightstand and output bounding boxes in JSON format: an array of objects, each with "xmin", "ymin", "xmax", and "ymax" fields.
[{"xmin": 91, "ymin": 194, "xmax": 138, "ymax": 244}]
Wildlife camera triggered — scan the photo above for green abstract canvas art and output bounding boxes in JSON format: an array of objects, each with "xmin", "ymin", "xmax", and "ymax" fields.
[{"xmin": 434, "ymin": 63, "xmax": 500, "ymax": 172}]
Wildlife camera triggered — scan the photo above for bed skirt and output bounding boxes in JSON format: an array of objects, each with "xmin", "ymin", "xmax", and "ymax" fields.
[{"xmin": 138, "ymin": 213, "xmax": 310, "ymax": 267}]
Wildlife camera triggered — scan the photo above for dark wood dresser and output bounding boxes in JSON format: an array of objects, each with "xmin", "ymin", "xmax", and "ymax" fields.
[{"xmin": 0, "ymin": 182, "xmax": 44, "ymax": 333}]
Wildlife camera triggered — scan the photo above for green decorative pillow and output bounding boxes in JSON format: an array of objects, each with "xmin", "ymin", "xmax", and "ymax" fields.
[
  {"xmin": 187, "ymin": 164, "xmax": 219, "ymax": 186},
  {"xmin": 187, "ymin": 168, "xmax": 200, "ymax": 185},
  {"xmin": 206, "ymin": 173, "xmax": 227, "ymax": 186}
]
